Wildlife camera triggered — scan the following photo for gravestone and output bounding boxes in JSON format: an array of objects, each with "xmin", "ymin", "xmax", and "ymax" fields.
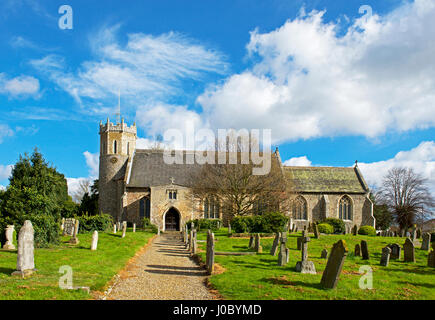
[
  {"xmin": 133, "ymin": 223, "xmax": 136, "ymax": 233},
  {"xmin": 248, "ymin": 235, "xmax": 255, "ymax": 249},
  {"xmin": 117, "ymin": 222, "xmax": 121, "ymax": 231},
  {"xmin": 113, "ymin": 224, "xmax": 117, "ymax": 233},
  {"xmin": 121, "ymin": 222, "xmax": 127, "ymax": 238},
  {"xmin": 91, "ymin": 231, "xmax": 98, "ymax": 251},
  {"xmin": 189, "ymin": 230, "xmax": 193, "ymax": 252},
  {"xmin": 380, "ymin": 246, "xmax": 391, "ymax": 266},
  {"xmin": 352, "ymin": 225, "xmax": 359, "ymax": 235},
  {"xmin": 228, "ymin": 223, "xmax": 231, "ymax": 234},
  {"xmin": 403, "ymin": 238, "xmax": 415, "ymax": 262},
  {"xmin": 361, "ymin": 240, "xmax": 369, "ymax": 260},
  {"xmin": 388, "ymin": 243, "xmax": 401, "ymax": 259},
  {"xmin": 192, "ymin": 229, "xmax": 198, "ymax": 254},
  {"xmin": 3, "ymin": 225, "xmax": 16, "ymax": 250},
  {"xmin": 12, "ymin": 220, "xmax": 36, "ymax": 277},
  {"xmin": 60, "ymin": 218, "xmax": 65, "ymax": 232},
  {"xmin": 63, "ymin": 218, "xmax": 75, "ymax": 236},
  {"xmin": 416, "ymin": 228, "xmax": 421, "ymax": 239},
  {"xmin": 421, "ymin": 233, "xmax": 431, "ymax": 251},
  {"xmin": 278, "ymin": 233, "xmax": 289, "ymax": 266},
  {"xmin": 69, "ymin": 220, "xmax": 80, "ymax": 244},
  {"xmin": 254, "ymin": 234, "xmax": 262, "ymax": 253},
  {"xmin": 270, "ymin": 232, "xmax": 281, "ymax": 256},
  {"xmin": 354, "ymin": 243, "xmax": 361, "ymax": 257},
  {"xmin": 320, "ymin": 240, "xmax": 348, "ymax": 289},
  {"xmin": 313, "ymin": 223, "xmax": 319, "ymax": 239},
  {"xmin": 428, "ymin": 243, "xmax": 435, "ymax": 267},
  {"xmin": 295, "ymin": 236, "xmax": 316, "ymax": 274},
  {"xmin": 321, "ymin": 249, "xmax": 328, "ymax": 259},
  {"xmin": 206, "ymin": 230, "xmax": 215, "ymax": 275}
]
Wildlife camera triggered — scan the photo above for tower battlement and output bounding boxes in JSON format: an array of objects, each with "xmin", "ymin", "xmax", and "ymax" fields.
[{"xmin": 99, "ymin": 118, "xmax": 137, "ymax": 135}]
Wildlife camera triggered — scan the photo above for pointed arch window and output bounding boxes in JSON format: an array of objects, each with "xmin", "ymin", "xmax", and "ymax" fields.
[
  {"xmin": 339, "ymin": 195, "xmax": 352, "ymax": 220},
  {"xmin": 293, "ymin": 196, "xmax": 307, "ymax": 220}
]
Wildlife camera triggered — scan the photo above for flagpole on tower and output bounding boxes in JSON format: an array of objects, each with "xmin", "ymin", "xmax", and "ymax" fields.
[{"xmin": 115, "ymin": 89, "xmax": 121, "ymax": 124}]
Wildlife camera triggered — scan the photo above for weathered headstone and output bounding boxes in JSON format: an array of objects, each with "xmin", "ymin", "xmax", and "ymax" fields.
[
  {"xmin": 189, "ymin": 230, "xmax": 193, "ymax": 252},
  {"xmin": 117, "ymin": 221, "xmax": 121, "ymax": 231},
  {"xmin": 278, "ymin": 233, "xmax": 289, "ymax": 266},
  {"xmin": 416, "ymin": 228, "xmax": 421, "ymax": 239},
  {"xmin": 352, "ymin": 225, "xmax": 358, "ymax": 236},
  {"xmin": 428, "ymin": 243, "xmax": 435, "ymax": 267},
  {"xmin": 254, "ymin": 233, "xmax": 263, "ymax": 253},
  {"xmin": 361, "ymin": 240, "xmax": 369, "ymax": 260},
  {"xmin": 63, "ymin": 218, "xmax": 75, "ymax": 236},
  {"xmin": 113, "ymin": 224, "xmax": 117, "ymax": 233},
  {"xmin": 69, "ymin": 220, "xmax": 80, "ymax": 244},
  {"xmin": 321, "ymin": 249, "xmax": 328, "ymax": 259},
  {"xmin": 206, "ymin": 230, "xmax": 215, "ymax": 275},
  {"xmin": 403, "ymin": 238, "xmax": 415, "ymax": 262},
  {"xmin": 295, "ymin": 236, "xmax": 316, "ymax": 274},
  {"xmin": 228, "ymin": 223, "xmax": 231, "ymax": 234},
  {"xmin": 320, "ymin": 240, "xmax": 348, "ymax": 289},
  {"xmin": 313, "ymin": 223, "xmax": 319, "ymax": 239},
  {"xmin": 421, "ymin": 232, "xmax": 431, "ymax": 251},
  {"xmin": 60, "ymin": 218, "xmax": 65, "ymax": 232},
  {"xmin": 411, "ymin": 229, "xmax": 417, "ymax": 242},
  {"xmin": 91, "ymin": 231, "xmax": 98, "ymax": 251},
  {"xmin": 354, "ymin": 243, "xmax": 361, "ymax": 257},
  {"xmin": 3, "ymin": 225, "xmax": 16, "ymax": 250},
  {"xmin": 388, "ymin": 243, "xmax": 401, "ymax": 259},
  {"xmin": 12, "ymin": 220, "xmax": 36, "ymax": 277},
  {"xmin": 380, "ymin": 246, "xmax": 391, "ymax": 266},
  {"xmin": 121, "ymin": 222, "xmax": 127, "ymax": 238},
  {"xmin": 133, "ymin": 223, "xmax": 136, "ymax": 233},
  {"xmin": 270, "ymin": 232, "xmax": 281, "ymax": 256},
  {"xmin": 192, "ymin": 229, "xmax": 198, "ymax": 254},
  {"xmin": 248, "ymin": 235, "xmax": 255, "ymax": 249}
]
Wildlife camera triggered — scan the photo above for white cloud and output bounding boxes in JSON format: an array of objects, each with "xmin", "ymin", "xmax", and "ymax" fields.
[
  {"xmin": 0, "ymin": 124, "xmax": 14, "ymax": 143},
  {"xmin": 83, "ymin": 151, "xmax": 99, "ymax": 178},
  {"xmin": 0, "ymin": 164, "xmax": 13, "ymax": 180},
  {"xmin": 0, "ymin": 73, "xmax": 40, "ymax": 97},
  {"xmin": 357, "ymin": 141, "xmax": 435, "ymax": 192},
  {"xmin": 197, "ymin": 0, "xmax": 435, "ymax": 142},
  {"xmin": 283, "ymin": 156, "xmax": 312, "ymax": 166},
  {"xmin": 31, "ymin": 25, "xmax": 228, "ymax": 114}
]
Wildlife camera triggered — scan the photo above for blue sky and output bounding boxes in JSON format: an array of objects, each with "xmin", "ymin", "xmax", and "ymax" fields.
[{"xmin": 0, "ymin": 0, "xmax": 434, "ymax": 196}]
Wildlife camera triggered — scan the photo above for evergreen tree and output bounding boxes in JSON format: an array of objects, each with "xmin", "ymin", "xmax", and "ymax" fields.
[{"xmin": 78, "ymin": 179, "xmax": 99, "ymax": 215}]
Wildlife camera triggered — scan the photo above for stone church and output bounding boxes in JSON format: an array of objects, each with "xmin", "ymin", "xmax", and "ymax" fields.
[{"xmin": 98, "ymin": 119, "xmax": 375, "ymax": 231}]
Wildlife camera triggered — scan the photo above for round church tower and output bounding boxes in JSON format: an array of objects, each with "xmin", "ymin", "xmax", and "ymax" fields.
[{"xmin": 98, "ymin": 118, "xmax": 136, "ymax": 221}]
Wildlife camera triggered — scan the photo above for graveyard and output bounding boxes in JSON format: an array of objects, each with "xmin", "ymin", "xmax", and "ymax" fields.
[
  {"xmin": 195, "ymin": 229, "xmax": 435, "ymax": 300},
  {"xmin": 0, "ymin": 228, "xmax": 155, "ymax": 300}
]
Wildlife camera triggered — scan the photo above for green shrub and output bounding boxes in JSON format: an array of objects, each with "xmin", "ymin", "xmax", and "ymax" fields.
[
  {"xmin": 317, "ymin": 223, "xmax": 334, "ymax": 234},
  {"xmin": 30, "ymin": 214, "xmax": 60, "ymax": 248},
  {"xmin": 322, "ymin": 218, "xmax": 345, "ymax": 234},
  {"xmin": 230, "ymin": 212, "xmax": 288, "ymax": 233},
  {"xmin": 76, "ymin": 213, "xmax": 113, "ymax": 233},
  {"xmin": 143, "ymin": 218, "xmax": 158, "ymax": 233},
  {"xmin": 358, "ymin": 225, "xmax": 377, "ymax": 236},
  {"xmin": 186, "ymin": 219, "xmax": 222, "ymax": 231}
]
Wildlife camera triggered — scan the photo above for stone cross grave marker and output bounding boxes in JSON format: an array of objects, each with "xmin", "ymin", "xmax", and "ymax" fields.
[
  {"xmin": 3, "ymin": 225, "xmax": 16, "ymax": 250},
  {"xmin": 206, "ymin": 230, "xmax": 215, "ymax": 275},
  {"xmin": 278, "ymin": 233, "xmax": 289, "ymax": 266},
  {"xmin": 91, "ymin": 231, "xmax": 98, "ymax": 251},
  {"xmin": 270, "ymin": 232, "xmax": 281, "ymax": 256},
  {"xmin": 361, "ymin": 240, "xmax": 369, "ymax": 260},
  {"xmin": 321, "ymin": 249, "xmax": 328, "ymax": 259},
  {"xmin": 320, "ymin": 240, "xmax": 348, "ymax": 289},
  {"xmin": 380, "ymin": 246, "xmax": 391, "ymax": 266},
  {"xmin": 295, "ymin": 236, "xmax": 316, "ymax": 274},
  {"xmin": 12, "ymin": 220, "xmax": 36, "ymax": 277},
  {"xmin": 421, "ymin": 233, "xmax": 431, "ymax": 251},
  {"xmin": 428, "ymin": 243, "xmax": 435, "ymax": 267},
  {"xmin": 388, "ymin": 243, "xmax": 401, "ymax": 260},
  {"xmin": 403, "ymin": 238, "xmax": 415, "ymax": 262},
  {"xmin": 254, "ymin": 233, "xmax": 262, "ymax": 253}
]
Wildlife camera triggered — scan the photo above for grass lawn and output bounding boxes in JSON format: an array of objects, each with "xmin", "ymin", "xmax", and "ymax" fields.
[
  {"xmin": 197, "ymin": 229, "xmax": 435, "ymax": 300},
  {"xmin": 0, "ymin": 229, "xmax": 155, "ymax": 300}
]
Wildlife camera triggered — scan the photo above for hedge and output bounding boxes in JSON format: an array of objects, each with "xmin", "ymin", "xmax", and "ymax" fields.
[
  {"xmin": 231, "ymin": 212, "xmax": 288, "ymax": 233},
  {"xmin": 76, "ymin": 213, "xmax": 113, "ymax": 233},
  {"xmin": 143, "ymin": 218, "xmax": 158, "ymax": 233},
  {"xmin": 317, "ymin": 223, "xmax": 334, "ymax": 234},
  {"xmin": 30, "ymin": 214, "xmax": 60, "ymax": 248},
  {"xmin": 358, "ymin": 225, "xmax": 377, "ymax": 236},
  {"xmin": 186, "ymin": 219, "xmax": 222, "ymax": 231},
  {"xmin": 322, "ymin": 218, "xmax": 345, "ymax": 234}
]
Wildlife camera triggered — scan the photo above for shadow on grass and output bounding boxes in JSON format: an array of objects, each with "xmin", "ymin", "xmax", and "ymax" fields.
[
  {"xmin": 107, "ymin": 234, "xmax": 122, "ymax": 238},
  {"xmin": 395, "ymin": 281, "xmax": 435, "ymax": 289},
  {"xmin": 260, "ymin": 277, "xmax": 323, "ymax": 290},
  {"xmin": 0, "ymin": 267, "xmax": 15, "ymax": 275}
]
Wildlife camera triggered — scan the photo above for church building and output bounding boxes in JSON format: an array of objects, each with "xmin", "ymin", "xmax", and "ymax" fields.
[{"xmin": 98, "ymin": 118, "xmax": 376, "ymax": 231}]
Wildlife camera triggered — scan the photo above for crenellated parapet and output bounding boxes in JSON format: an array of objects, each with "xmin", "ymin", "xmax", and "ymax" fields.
[{"xmin": 99, "ymin": 118, "xmax": 137, "ymax": 135}]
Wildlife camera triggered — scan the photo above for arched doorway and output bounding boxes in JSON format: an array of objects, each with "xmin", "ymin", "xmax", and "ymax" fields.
[{"xmin": 165, "ymin": 207, "xmax": 180, "ymax": 231}]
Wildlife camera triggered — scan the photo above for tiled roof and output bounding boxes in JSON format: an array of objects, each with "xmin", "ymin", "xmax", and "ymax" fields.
[{"xmin": 283, "ymin": 166, "xmax": 368, "ymax": 193}]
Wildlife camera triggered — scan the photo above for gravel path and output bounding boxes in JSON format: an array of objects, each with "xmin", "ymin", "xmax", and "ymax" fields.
[{"xmin": 106, "ymin": 232, "xmax": 214, "ymax": 300}]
